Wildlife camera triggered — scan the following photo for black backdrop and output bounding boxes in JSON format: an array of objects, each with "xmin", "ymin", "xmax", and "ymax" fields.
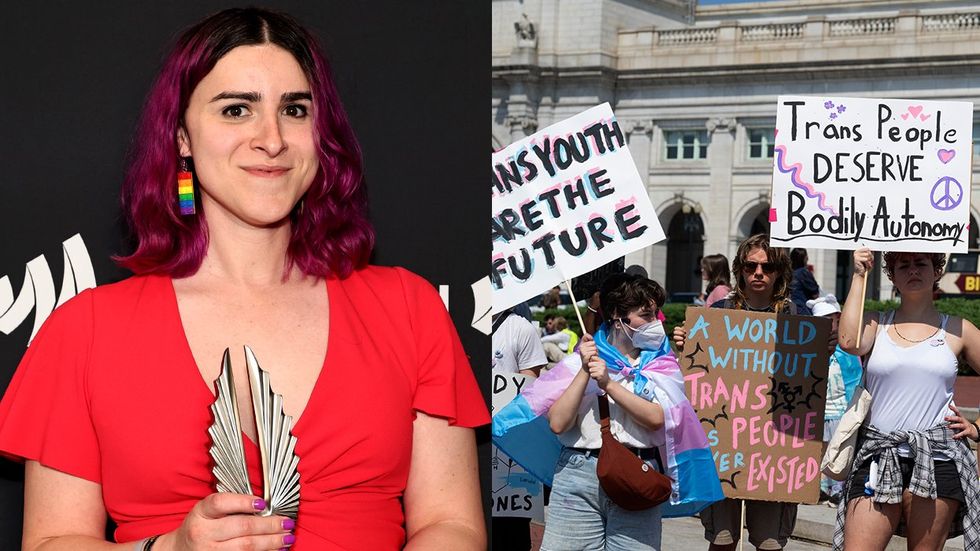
[{"xmin": 0, "ymin": 2, "xmax": 489, "ymax": 546}]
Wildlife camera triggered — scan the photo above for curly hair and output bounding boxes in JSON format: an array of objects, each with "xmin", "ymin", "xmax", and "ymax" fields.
[
  {"xmin": 882, "ymin": 251, "xmax": 947, "ymax": 291},
  {"xmin": 730, "ymin": 234, "xmax": 793, "ymax": 312},
  {"xmin": 598, "ymin": 273, "xmax": 667, "ymax": 320}
]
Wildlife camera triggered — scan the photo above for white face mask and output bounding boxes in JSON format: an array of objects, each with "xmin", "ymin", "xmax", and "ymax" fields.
[{"xmin": 620, "ymin": 319, "xmax": 666, "ymax": 351}]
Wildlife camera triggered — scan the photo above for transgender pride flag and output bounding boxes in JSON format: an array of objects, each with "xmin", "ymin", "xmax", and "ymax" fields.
[{"xmin": 492, "ymin": 324, "xmax": 724, "ymax": 518}]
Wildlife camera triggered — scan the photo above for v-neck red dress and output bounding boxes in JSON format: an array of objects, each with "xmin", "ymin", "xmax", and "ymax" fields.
[{"xmin": 0, "ymin": 266, "xmax": 489, "ymax": 549}]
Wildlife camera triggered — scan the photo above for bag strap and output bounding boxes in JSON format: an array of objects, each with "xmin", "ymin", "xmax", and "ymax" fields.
[
  {"xmin": 597, "ymin": 393, "xmax": 612, "ymax": 433},
  {"xmin": 491, "ymin": 310, "xmax": 513, "ymax": 334}
]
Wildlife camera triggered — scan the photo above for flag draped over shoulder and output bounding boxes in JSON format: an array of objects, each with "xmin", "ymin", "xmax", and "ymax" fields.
[{"xmin": 492, "ymin": 323, "xmax": 724, "ymax": 517}]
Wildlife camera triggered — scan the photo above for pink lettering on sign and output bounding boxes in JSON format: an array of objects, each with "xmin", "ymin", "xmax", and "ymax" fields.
[
  {"xmin": 731, "ymin": 414, "xmax": 820, "ymax": 449},
  {"xmin": 747, "ymin": 453, "xmax": 820, "ymax": 493}
]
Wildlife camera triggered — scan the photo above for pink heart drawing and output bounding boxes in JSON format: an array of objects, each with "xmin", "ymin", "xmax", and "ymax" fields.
[
  {"xmin": 920, "ymin": 113, "xmax": 932, "ymax": 121},
  {"xmin": 908, "ymin": 105, "xmax": 923, "ymax": 118},
  {"xmin": 900, "ymin": 113, "xmax": 909, "ymax": 120},
  {"xmin": 938, "ymin": 149, "xmax": 956, "ymax": 164}
]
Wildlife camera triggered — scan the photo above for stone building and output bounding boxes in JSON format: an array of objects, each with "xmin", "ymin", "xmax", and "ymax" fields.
[{"xmin": 492, "ymin": 0, "xmax": 980, "ymax": 301}]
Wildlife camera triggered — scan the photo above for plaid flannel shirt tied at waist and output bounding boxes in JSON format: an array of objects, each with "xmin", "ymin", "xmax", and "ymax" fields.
[{"xmin": 832, "ymin": 423, "xmax": 980, "ymax": 551}]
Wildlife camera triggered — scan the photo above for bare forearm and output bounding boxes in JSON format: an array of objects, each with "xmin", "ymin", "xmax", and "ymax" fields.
[
  {"xmin": 404, "ymin": 520, "xmax": 486, "ymax": 551},
  {"xmin": 29, "ymin": 536, "xmax": 133, "ymax": 551},
  {"xmin": 548, "ymin": 368, "xmax": 589, "ymax": 433},
  {"xmin": 604, "ymin": 383, "xmax": 664, "ymax": 429},
  {"xmin": 839, "ymin": 273, "xmax": 867, "ymax": 354}
]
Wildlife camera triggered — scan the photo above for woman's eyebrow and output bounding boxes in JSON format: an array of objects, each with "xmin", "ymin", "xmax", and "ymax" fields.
[
  {"xmin": 282, "ymin": 91, "xmax": 312, "ymax": 102},
  {"xmin": 210, "ymin": 91, "xmax": 260, "ymax": 103}
]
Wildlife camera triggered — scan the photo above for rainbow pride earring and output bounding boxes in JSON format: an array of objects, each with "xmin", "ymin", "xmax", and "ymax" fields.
[{"xmin": 178, "ymin": 158, "xmax": 196, "ymax": 215}]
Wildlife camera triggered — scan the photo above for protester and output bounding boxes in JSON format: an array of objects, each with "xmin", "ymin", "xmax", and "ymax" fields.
[
  {"xmin": 790, "ymin": 248, "xmax": 821, "ymax": 315},
  {"xmin": 540, "ymin": 274, "xmax": 685, "ymax": 549},
  {"xmin": 807, "ymin": 295, "xmax": 862, "ymax": 507},
  {"xmin": 492, "ymin": 307, "xmax": 547, "ymax": 551},
  {"xmin": 493, "ymin": 307, "xmax": 547, "ymax": 378},
  {"xmin": 836, "ymin": 248, "xmax": 980, "ymax": 550},
  {"xmin": 673, "ymin": 233, "xmax": 800, "ymax": 551},
  {"xmin": 541, "ymin": 316, "xmax": 579, "ymax": 364},
  {"xmin": 493, "ymin": 272, "xmax": 723, "ymax": 550},
  {"xmin": 701, "ymin": 254, "xmax": 732, "ymax": 307}
]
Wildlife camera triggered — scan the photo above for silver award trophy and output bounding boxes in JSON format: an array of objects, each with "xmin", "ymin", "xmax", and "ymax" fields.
[{"xmin": 208, "ymin": 346, "xmax": 301, "ymax": 518}]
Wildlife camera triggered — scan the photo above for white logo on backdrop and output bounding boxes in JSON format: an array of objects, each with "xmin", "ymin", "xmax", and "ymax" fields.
[
  {"xmin": 0, "ymin": 234, "xmax": 96, "ymax": 345},
  {"xmin": 437, "ymin": 277, "xmax": 492, "ymax": 336}
]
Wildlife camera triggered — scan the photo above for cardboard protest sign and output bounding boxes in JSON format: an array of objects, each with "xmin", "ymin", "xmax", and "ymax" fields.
[
  {"xmin": 491, "ymin": 370, "xmax": 544, "ymax": 520},
  {"xmin": 770, "ymin": 96, "xmax": 974, "ymax": 253},
  {"xmin": 680, "ymin": 308, "xmax": 830, "ymax": 503},
  {"xmin": 491, "ymin": 103, "xmax": 665, "ymax": 313}
]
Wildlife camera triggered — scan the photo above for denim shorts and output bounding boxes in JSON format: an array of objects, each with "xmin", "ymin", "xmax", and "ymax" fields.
[{"xmin": 540, "ymin": 447, "xmax": 663, "ymax": 551}]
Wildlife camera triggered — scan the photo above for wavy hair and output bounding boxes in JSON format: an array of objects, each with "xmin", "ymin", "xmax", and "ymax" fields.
[
  {"xmin": 115, "ymin": 8, "xmax": 374, "ymax": 278},
  {"xmin": 730, "ymin": 234, "xmax": 793, "ymax": 312}
]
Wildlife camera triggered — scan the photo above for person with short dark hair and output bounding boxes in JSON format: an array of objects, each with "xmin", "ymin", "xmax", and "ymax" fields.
[
  {"xmin": 0, "ymin": 8, "xmax": 487, "ymax": 550},
  {"xmin": 836, "ymin": 248, "xmax": 980, "ymax": 550}
]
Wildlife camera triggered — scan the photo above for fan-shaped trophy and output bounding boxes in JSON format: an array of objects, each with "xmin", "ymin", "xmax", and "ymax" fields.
[{"xmin": 208, "ymin": 346, "xmax": 301, "ymax": 518}]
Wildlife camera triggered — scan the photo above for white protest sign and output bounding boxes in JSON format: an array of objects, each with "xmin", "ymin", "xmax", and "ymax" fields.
[
  {"xmin": 491, "ymin": 103, "xmax": 665, "ymax": 313},
  {"xmin": 491, "ymin": 370, "xmax": 543, "ymax": 520},
  {"xmin": 770, "ymin": 96, "xmax": 973, "ymax": 253}
]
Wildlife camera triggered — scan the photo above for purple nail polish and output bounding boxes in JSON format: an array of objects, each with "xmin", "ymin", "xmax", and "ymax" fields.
[
  {"xmin": 283, "ymin": 533, "xmax": 296, "ymax": 545},
  {"xmin": 282, "ymin": 518, "xmax": 296, "ymax": 530},
  {"xmin": 253, "ymin": 498, "xmax": 267, "ymax": 510}
]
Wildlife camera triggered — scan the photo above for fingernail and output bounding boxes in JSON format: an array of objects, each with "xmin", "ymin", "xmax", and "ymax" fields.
[
  {"xmin": 253, "ymin": 498, "xmax": 267, "ymax": 510},
  {"xmin": 283, "ymin": 534, "xmax": 296, "ymax": 545},
  {"xmin": 282, "ymin": 518, "xmax": 296, "ymax": 530}
]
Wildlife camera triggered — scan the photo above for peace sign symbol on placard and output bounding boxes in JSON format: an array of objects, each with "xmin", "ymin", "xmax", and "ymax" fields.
[{"xmin": 930, "ymin": 176, "xmax": 963, "ymax": 211}]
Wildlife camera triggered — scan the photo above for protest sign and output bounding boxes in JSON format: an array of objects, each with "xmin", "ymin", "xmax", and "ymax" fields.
[
  {"xmin": 491, "ymin": 103, "xmax": 665, "ymax": 313},
  {"xmin": 680, "ymin": 308, "xmax": 830, "ymax": 503},
  {"xmin": 491, "ymin": 370, "xmax": 544, "ymax": 520},
  {"xmin": 769, "ymin": 96, "xmax": 974, "ymax": 253}
]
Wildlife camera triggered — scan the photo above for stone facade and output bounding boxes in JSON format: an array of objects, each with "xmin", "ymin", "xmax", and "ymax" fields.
[{"xmin": 492, "ymin": 0, "xmax": 980, "ymax": 301}]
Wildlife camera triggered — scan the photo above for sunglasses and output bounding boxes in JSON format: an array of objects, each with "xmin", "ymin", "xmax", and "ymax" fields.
[{"xmin": 741, "ymin": 261, "xmax": 776, "ymax": 274}]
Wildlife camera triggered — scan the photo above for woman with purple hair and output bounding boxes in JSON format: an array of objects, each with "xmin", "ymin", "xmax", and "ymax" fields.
[{"xmin": 0, "ymin": 8, "xmax": 487, "ymax": 551}]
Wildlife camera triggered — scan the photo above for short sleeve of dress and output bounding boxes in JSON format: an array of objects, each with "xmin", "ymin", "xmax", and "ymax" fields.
[
  {"xmin": 0, "ymin": 290, "xmax": 101, "ymax": 483},
  {"xmin": 395, "ymin": 268, "xmax": 489, "ymax": 428}
]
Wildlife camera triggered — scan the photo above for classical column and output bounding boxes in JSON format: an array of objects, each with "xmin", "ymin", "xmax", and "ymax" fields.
[
  {"xmin": 705, "ymin": 117, "xmax": 736, "ymax": 257},
  {"xmin": 622, "ymin": 119, "xmax": 655, "ymax": 276}
]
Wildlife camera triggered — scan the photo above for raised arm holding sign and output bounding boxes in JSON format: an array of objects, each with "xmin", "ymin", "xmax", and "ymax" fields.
[{"xmin": 764, "ymin": 96, "xmax": 980, "ymax": 549}]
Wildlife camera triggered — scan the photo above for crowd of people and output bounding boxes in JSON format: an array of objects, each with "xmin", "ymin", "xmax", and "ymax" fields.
[{"xmin": 493, "ymin": 234, "xmax": 980, "ymax": 551}]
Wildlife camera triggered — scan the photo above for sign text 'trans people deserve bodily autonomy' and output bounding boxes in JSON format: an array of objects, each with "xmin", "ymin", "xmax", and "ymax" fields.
[
  {"xmin": 491, "ymin": 104, "xmax": 665, "ymax": 313},
  {"xmin": 769, "ymin": 96, "xmax": 973, "ymax": 253}
]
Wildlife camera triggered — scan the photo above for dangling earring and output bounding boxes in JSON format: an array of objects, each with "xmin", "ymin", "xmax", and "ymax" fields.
[{"xmin": 177, "ymin": 158, "xmax": 196, "ymax": 215}]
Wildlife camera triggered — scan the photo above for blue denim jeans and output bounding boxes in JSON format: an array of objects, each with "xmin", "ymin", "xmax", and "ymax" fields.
[{"xmin": 540, "ymin": 448, "xmax": 663, "ymax": 551}]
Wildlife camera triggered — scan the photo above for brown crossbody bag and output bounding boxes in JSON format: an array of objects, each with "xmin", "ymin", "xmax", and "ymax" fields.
[{"xmin": 595, "ymin": 394, "xmax": 673, "ymax": 510}]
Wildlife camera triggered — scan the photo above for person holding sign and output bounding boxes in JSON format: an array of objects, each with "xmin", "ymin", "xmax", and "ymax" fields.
[
  {"xmin": 835, "ymin": 248, "xmax": 980, "ymax": 550},
  {"xmin": 673, "ymin": 234, "xmax": 800, "ymax": 551},
  {"xmin": 542, "ymin": 274, "xmax": 669, "ymax": 550},
  {"xmin": 0, "ymin": 9, "xmax": 488, "ymax": 551}
]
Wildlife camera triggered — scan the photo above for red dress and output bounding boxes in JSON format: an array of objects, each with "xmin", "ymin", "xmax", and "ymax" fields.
[{"xmin": 0, "ymin": 266, "xmax": 489, "ymax": 549}]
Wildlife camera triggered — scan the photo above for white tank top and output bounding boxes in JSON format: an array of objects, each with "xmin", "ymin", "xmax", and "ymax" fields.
[{"xmin": 865, "ymin": 311, "xmax": 957, "ymax": 458}]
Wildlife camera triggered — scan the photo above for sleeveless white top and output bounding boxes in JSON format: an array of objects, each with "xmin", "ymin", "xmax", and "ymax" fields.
[{"xmin": 865, "ymin": 311, "xmax": 957, "ymax": 458}]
